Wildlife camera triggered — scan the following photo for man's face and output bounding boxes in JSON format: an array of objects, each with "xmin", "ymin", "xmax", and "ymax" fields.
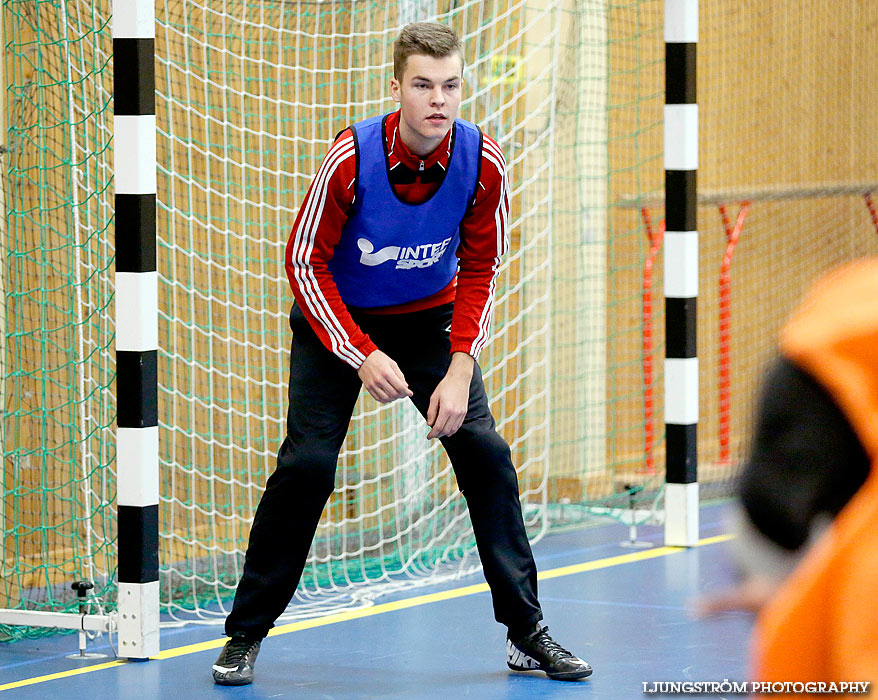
[{"xmin": 390, "ymin": 52, "xmax": 463, "ymax": 157}]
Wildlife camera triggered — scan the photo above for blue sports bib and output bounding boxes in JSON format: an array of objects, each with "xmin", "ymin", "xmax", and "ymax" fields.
[{"xmin": 328, "ymin": 113, "xmax": 482, "ymax": 308}]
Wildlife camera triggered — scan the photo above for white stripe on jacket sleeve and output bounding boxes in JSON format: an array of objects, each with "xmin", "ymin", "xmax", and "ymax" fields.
[{"xmin": 288, "ymin": 136, "xmax": 366, "ymax": 367}]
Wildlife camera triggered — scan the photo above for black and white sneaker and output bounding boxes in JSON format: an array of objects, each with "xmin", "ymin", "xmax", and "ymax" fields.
[
  {"xmin": 212, "ymin": 632, "xmax": 262, "ymax": 686},
  {"xmin": 507, "ymin": 625, "xmax": 592, "ymax": 681}
]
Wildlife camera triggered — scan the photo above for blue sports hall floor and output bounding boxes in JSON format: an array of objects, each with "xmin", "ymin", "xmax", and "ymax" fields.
[{"xmin": 0, "ymin": 503, "xmax": 753, "ymax": 699}]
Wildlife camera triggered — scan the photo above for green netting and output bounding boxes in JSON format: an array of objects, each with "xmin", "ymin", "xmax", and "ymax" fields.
[{"xmin": 1, "ymin": 0, "xmax": 116, "ymax": 641}]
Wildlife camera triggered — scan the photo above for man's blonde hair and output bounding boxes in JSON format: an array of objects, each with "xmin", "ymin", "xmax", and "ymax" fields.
[{"xmin": 393, "ymin": 22, "xmax": 464, "ymax": 80}]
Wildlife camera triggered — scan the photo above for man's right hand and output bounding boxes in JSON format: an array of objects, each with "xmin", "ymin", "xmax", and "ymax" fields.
[{"xmin": 357, "ymin": 349, "xmax": 413, "ymax": 404}]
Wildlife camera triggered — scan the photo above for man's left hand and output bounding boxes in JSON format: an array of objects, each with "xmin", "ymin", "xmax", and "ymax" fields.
[{"xmin": 426, "ymin": 353, "xmax": 474, "ymax": 439}]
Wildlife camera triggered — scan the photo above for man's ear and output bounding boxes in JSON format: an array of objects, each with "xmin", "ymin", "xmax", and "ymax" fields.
[{"xmin": 390, "ymin": 77, "xmax": 400, "ymax": 103}]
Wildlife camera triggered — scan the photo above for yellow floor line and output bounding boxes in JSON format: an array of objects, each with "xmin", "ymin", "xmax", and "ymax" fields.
[{"xmin": 0, "ymin": 532, "xmax": 733, "ymax": 692}]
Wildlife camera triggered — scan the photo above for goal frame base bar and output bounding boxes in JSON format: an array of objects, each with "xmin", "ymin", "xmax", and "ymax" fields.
[{"xmin": 0, "ymin": 609, "xmax": 114, "ymax": 632}]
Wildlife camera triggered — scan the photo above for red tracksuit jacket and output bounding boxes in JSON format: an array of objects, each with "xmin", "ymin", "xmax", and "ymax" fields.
[{"xmin": 284, "ymin": 110, "xmax": 509, "ymax": 369}]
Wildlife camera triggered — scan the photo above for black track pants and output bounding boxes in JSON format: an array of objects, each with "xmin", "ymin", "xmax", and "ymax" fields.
[{"xmin": 224, "ymin": 303, "xmax": 543, "ymax": 638}]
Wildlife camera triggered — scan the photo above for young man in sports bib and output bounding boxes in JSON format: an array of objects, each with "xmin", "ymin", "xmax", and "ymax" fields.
[{"xmin": 212, "ymin": 21, "xmax": 592, "ymax": 687}]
